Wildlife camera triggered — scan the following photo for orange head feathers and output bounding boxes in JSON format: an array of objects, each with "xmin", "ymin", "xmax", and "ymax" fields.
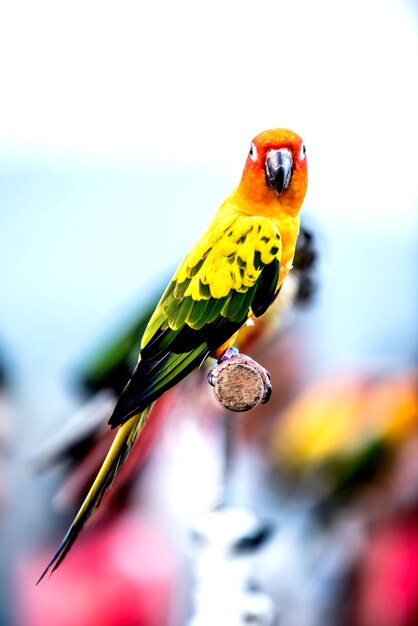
[{"xmin": 237, "ymin": 128, "xmax": 308, "ymax": 217}]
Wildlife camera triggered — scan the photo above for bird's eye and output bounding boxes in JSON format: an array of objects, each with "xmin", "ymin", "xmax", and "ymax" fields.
[
  {"xmin": 249, "ymin": 142, "xmax": 258, "ymax": 162},
  {"xmin": 300, "ymin": 143, "xmax": 306, "ymax": 161}
]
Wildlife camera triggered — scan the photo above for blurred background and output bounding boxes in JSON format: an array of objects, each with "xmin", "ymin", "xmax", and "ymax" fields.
[{"xmin": 0, "ymin": 0, "xmax": 417, "ymax": 624}]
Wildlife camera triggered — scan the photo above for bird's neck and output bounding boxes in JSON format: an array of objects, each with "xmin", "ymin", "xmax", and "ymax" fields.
[
  {"xmin": 230, "ymin": 186, "xmax": 301, "ymax": 219},
  {"xmin": 220, "ymin": 187, "xmax": 301, "ymax": 231}
]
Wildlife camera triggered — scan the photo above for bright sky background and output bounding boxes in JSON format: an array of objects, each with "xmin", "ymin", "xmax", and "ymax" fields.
[
  {"xmin": 0, "ymin": 0, "xmax": 417, "ymax": 425},
  {"xmin": 1, "ymin": 0, "xmax": 417, "ymax": 222}
]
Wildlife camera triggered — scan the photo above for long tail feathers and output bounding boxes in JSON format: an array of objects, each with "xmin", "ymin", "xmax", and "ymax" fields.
[{"xmin": 37, "ymin": 406, "xmax": 151, "ymax": 584}]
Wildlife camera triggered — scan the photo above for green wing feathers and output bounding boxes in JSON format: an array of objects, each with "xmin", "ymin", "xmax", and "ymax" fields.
[
  {"xmin": 109, "ymin": 215, "xmax": 282, "ymax": 428},
  {"xmin": 142, "ymin": 215, "xmax": 283, "ymax": 343}
]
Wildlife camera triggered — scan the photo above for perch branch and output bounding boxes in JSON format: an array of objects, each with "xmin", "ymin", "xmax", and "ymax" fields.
[{"xmin": 208, "ymin": 351, "xmax": 272, "ymax": 412}]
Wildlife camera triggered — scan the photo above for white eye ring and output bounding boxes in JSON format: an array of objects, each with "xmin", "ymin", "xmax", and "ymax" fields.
[
  {"xmin": 300, "ymin": 143, "xmax": 306, "ymax": 160},
  {"xmin": 249, "ymin": 142, "xmax": 258, "ymax": 162}
]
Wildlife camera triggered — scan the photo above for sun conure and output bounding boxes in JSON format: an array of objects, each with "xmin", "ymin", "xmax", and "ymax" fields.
[{"xmin": 38, "ymin": 128, "xmax": 308, "ymax": 581}]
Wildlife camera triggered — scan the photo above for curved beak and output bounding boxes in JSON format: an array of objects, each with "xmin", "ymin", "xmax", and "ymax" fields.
[{"xmin": 265, "ymin": 148, "xmax": 293, "ymax": 195}]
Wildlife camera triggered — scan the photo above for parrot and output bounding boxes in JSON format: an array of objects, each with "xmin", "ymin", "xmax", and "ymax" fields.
[{"xmin": 38, "ymin": 127, "xmax": 308, "ymax": 581}]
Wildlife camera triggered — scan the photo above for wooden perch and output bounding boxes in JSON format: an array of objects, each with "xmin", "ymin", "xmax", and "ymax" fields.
[{"xmin": 208, "ymin": 352, "xmax": 272, "ymax": 412}]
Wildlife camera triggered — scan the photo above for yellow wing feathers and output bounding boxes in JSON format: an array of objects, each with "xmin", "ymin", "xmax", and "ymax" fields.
[
  {"xmin": 176, "ymin": 216, "xmax": 282, "ymax": 297},
  {"xmin": 142, "ymin": 215, "xmax": 282, "ymax": 346}
]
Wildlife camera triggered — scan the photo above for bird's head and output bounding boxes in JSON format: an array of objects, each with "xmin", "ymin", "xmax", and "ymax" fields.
[{"xmin": 238, "ymin": 128, "xmax": 308, "ymax": 217}]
